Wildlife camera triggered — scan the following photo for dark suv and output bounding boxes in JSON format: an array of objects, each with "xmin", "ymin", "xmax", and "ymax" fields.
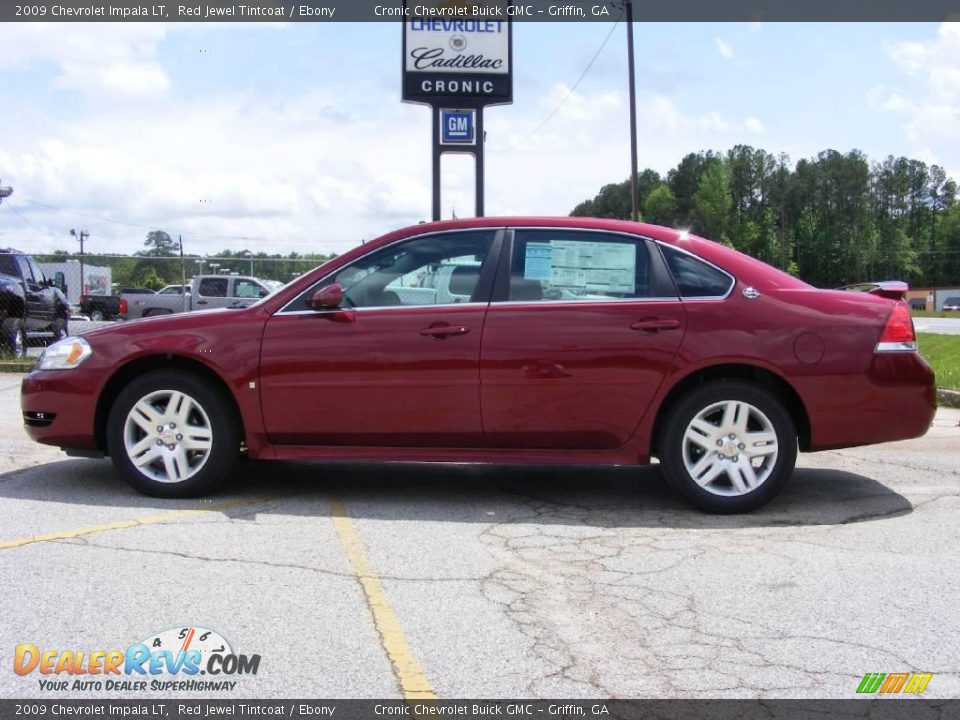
[{"xmin": 0, "ymin": 248, "xmax": 70, "ymax": 357}]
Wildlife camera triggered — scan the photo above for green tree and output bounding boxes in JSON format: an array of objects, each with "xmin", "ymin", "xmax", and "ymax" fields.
[
  {"xmin": 694, "ymin": 162, "xmax": 732, "ymax": 243},
  {"xmin": 644, "ymin": 184, "xmax": 676, "ymax": 226}
]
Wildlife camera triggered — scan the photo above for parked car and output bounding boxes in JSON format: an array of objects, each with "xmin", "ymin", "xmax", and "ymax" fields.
[
  {"xmin": 942, "ymin": 297, "xmax": 960, "ymax": 311},
  {"xmin": 21, "ymin": 218, "xmax": 936, "ymax": 512},
  {"xmin": 124, "ymin": 275, "xmax": 272, "ymax": 319},
  {"xmin": 79, "ymin": 294, "xmax": 127, "ymax": 321},
  {"xmin": 0, "ymin": 247, "xmax": 70, "ymax": 357}
]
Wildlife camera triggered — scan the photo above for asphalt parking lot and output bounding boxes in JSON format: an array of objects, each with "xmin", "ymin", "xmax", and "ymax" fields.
[{"xmin": 1, "ymin": 377, "xmax": 958, "ymax": 700}]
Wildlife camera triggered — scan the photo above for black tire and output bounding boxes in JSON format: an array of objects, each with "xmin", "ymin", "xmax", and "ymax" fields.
[
  {"xmin": 658, "ymin": 380, "xmax": 797, "ymax": 513},
  {"xmin": 1, "ymin": 318, "xmax": 27, "ymax": 358},
  {"xmin": 89, "ymin": 308, "xmax": 105, "ymax": 322},
  {"xmin": 106, "ymin": 370, "xmax": 240, "ymax": 498}
]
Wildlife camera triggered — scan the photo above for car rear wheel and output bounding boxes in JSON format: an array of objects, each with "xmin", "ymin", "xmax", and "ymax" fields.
[
  {"xmin": 1, "ymin": 318, "xmax": 27, "ymax": 358},
  {"xmin": 106, "ymin": 371, "xmax": 240, "ymax": 497},
  {"xmin": 89, "ymin": 309, "xmax": 105, "ymax": 321},
  {"xmin": 658, "ymin": 380, "xmax": 797, "ymax": 513}
]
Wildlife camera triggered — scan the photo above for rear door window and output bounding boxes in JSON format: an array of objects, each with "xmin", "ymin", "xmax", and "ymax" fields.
[
  {"xmin": 505, "ymin": 230, "xmax": 652, "ymax": 302},
  {"xmin": 198, "ymin": 278, "xmax": 228, "ymax": 297}
]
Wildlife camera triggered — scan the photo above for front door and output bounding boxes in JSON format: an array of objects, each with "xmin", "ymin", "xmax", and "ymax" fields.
[
  {"xmin": 480, "ymin": 229, "xmax": 687, "ymax": 450},
  {"xmin": 259, "ymin": 229, "xmax": 500, "ymax": 446}
]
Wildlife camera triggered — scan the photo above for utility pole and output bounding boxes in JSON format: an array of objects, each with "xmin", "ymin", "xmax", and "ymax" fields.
[
  {"xmin": 625, "ymin": 0, "xmax": 640, "ymax": 222},
  {"xmin": 0, "ymin": 177, "xmax": 12, "ymax": 205},
  {"xmin": 70, "ymin": 229, "xmax": 89, "ymax": 299}
]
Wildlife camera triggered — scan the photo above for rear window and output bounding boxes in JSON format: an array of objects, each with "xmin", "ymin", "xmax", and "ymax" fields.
[{"xmin": 660, "ymin": 245, "xmax": 733, "ymax": 298}]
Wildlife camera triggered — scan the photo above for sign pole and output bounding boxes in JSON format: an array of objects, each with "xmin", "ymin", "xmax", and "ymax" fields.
[
  {"xmin": 432, "ymin": 106, "xmax": 442, "ymax": 221},
  {"xmin": 475, "ymin": 107, "xmax": 485, "ymax": 218}
]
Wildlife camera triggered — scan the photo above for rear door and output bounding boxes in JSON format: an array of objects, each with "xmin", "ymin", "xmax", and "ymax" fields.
[{"xmin": 480, "ymin": 228, "xmax": 686, "ymax": 450}]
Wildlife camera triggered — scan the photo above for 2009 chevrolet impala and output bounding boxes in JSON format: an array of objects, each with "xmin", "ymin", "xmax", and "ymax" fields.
[{"xmin": 20, "ymin": 217, "xmax": 936, "ymax": 512}]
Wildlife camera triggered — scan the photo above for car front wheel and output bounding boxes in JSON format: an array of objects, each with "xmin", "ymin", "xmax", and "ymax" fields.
[
  {"xmin": 658, "ymin": 380, "xmax": 797, "ymax": 513},
  {"xmin": 106, "ymin": 371, "xmax": 240, "ymax": 497},
  {"xmin": 89, "ymin": 309, "xmax": 105, "ymax": 321}
]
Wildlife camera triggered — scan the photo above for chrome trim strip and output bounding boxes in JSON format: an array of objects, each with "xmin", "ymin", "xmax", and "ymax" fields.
[
  {"xmin": 488, "ymin": 297, "xmax": 681, "ymax": 308},
  {"xmin": 276, "ymin": 227, "xmax": 504, "ymax": 315},
  {"xmin": 276, "ymin": 302, "xmax": 490, "ymax": 317},
  {"xmin": 875, "ymin": 341, "xmax": 918, "ymax": 353}
]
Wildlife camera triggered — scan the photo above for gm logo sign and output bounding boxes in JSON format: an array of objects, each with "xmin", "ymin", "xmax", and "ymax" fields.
[{"xmin": 440, "ymin": 109, "xmax": 476, "ymax": 146}]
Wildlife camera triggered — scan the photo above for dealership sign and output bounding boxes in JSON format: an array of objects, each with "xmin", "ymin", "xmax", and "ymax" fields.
[{"xmin": 402, "ymin": 2, "xmax": 513, "ymax": 104}]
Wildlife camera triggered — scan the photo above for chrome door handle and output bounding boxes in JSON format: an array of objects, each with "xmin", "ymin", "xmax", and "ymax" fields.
[
  {"xmin": 420, "ymin": 324, "xmax": 470, "ymax": 339},
  {"xmin": 631, "ymin": 319, "xmax": 681, "ymax": 333}
]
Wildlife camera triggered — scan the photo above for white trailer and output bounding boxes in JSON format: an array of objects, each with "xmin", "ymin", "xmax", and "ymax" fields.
[{"xmin": 36, "ymin": 260, "xmax": 111, "ymax": 305}]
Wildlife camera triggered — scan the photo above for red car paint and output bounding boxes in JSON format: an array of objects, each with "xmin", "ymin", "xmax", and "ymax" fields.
[{"xmin": 21, "ymin": 217, "xmax": 936, "ymax": 466}]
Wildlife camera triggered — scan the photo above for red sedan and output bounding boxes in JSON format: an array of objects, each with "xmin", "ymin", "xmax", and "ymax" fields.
[{"xmin": 21, "ymin": 218, "xmax": 936, "ymax": 512}]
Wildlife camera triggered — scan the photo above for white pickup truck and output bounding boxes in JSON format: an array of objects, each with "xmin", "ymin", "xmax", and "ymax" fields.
[{"xmin": 125, "ymin": 275, "xmax": 272, "ymax": 319}]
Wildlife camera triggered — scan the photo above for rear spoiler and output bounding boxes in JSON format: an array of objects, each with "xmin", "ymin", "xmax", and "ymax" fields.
[{"xmin": 837, "ymin": 280, "xmax": 908, "ymax": 301}]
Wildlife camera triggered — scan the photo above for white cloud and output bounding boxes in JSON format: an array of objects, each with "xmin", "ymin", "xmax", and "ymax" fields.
[
  {"xmin": 881, "ymin": 22, "xmax": 960, "ymax": 141},
  {"xmin": 714, "ymin": 38, "xmax": 734, "ymax": 60},
  {"xmin": 0, "ymin": 23, "xmax": 171, "ymax": 98},
  {"xmin": 744, "ymin": 117, "xmax": 766, "ymax": 134},
  {"xmin": 747, "ymin": 22, "xmax": 763, "ymax": 32}
]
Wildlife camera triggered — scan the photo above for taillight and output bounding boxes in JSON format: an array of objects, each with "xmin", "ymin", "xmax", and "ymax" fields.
[
  {"xmin": 119, "ymin": 298, "xmax": 128, "ymax": 318},
  {"xmin": 875, "ymin": 301, "xmax": 916, "ymax": 352}
]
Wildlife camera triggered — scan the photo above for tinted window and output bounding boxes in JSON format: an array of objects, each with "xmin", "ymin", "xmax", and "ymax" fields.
[
  {"xmin": 198, "ymin": 278, "xmax": 228, "ymax": 297},
  {"xmin": 291, "ymin": 231, "xmax": 495, "ymax": 310},
  {"xmin": 507, "ymin": 230, "xmax": 651, "ymax": 302},
  {"xmin": 0, "ymin": 255, "xmax": 18, "ymax": 278},
  {"xmin": 660, "ymin": 245, "xmax": 732, "ymax": 298}
]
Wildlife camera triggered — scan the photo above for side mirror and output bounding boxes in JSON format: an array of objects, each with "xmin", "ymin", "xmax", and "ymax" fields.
[{"xmin": 308, "ymin": 283, "xmax": 344, "ymax": 310}]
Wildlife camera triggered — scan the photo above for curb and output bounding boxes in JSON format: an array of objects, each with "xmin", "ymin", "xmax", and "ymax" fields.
[{"xmin": 939, "ymin": 389, "xmax": 960, "ymax": 409}]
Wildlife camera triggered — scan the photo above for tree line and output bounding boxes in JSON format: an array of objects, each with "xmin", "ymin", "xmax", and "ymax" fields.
[
  {"xmin": 571, "ymin": 145, "xmax": 960, "ymax": 288},
  {"xmin": 36, "ymin": 231, "xmax": 336, "ymax": 291}
]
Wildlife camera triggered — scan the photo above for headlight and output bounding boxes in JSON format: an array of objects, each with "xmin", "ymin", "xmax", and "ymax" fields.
[{"xmin": 37, "ymin": 337, "xmax": 92, "ymax": 370}]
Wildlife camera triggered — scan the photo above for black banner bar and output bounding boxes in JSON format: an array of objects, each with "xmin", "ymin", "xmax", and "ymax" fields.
[
  {"xmin": 2, "ymin": 0, "xmax": 960, "ymax": 22},
  {"xmin": 2, "ymin": 700, "xmax": 960, "ymax": 720}
]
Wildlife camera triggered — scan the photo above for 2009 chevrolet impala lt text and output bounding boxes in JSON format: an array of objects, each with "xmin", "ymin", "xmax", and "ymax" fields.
[{"xmin": 20, "ymin": 217, "xmax": 936, "ymax": 512}]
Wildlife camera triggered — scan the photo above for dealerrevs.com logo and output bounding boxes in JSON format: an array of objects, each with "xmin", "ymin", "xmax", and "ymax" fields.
[
  {"xmin": 856, "ymin": 672, "xmax": 933, "ymax": 695},
  {"xmin": 13, "ymin": 626, "xmax": 260, "ymax": 693}
]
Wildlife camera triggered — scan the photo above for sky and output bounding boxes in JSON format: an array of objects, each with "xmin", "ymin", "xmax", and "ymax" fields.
[{"xmin": 0, "ymin": 21, "xmax": 958, "ymax": 257}]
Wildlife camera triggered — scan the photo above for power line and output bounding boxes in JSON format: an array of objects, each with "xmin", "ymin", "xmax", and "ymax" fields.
[{"xmin": 490, "ymin": 17, "xmax": 623, "ymax": 154}]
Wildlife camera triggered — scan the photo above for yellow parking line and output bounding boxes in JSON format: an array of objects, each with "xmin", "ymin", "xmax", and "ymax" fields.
[
  {"xmin": 0, "ymin": 495, "xmax": 274, "ymax": 551},
  {"xmin": 329, "ymin": 497, "xmax": 437, "ymax": 700}
]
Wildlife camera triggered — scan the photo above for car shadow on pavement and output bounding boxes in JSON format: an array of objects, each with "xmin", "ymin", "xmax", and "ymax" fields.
[{"xmin": 0, "ymin": 457, "xmax": 913, "ymax": 529}]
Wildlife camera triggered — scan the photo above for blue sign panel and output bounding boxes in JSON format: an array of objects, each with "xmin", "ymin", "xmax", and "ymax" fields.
[{"xmin": 440, "ymin": 109, "xmax": 476, "ymax": 145}]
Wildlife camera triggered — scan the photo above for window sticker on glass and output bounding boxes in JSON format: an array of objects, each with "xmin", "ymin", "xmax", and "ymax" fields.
[
  {"xmin": 549, "ymin": 240, "xmax": 636, "ymax": 295},
  {"xmin": 524, "ymin": 242, "xmax": 553, "ymax": 280}
]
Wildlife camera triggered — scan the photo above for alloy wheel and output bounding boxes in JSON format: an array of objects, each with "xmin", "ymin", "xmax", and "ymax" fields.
[
  {"xmin": 123, "ymin": 389, "xmax": 213, "ymax": 484},
  {"xmin": 681, "ymin": 400, "xmax": 779, "ymax": 496}
]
